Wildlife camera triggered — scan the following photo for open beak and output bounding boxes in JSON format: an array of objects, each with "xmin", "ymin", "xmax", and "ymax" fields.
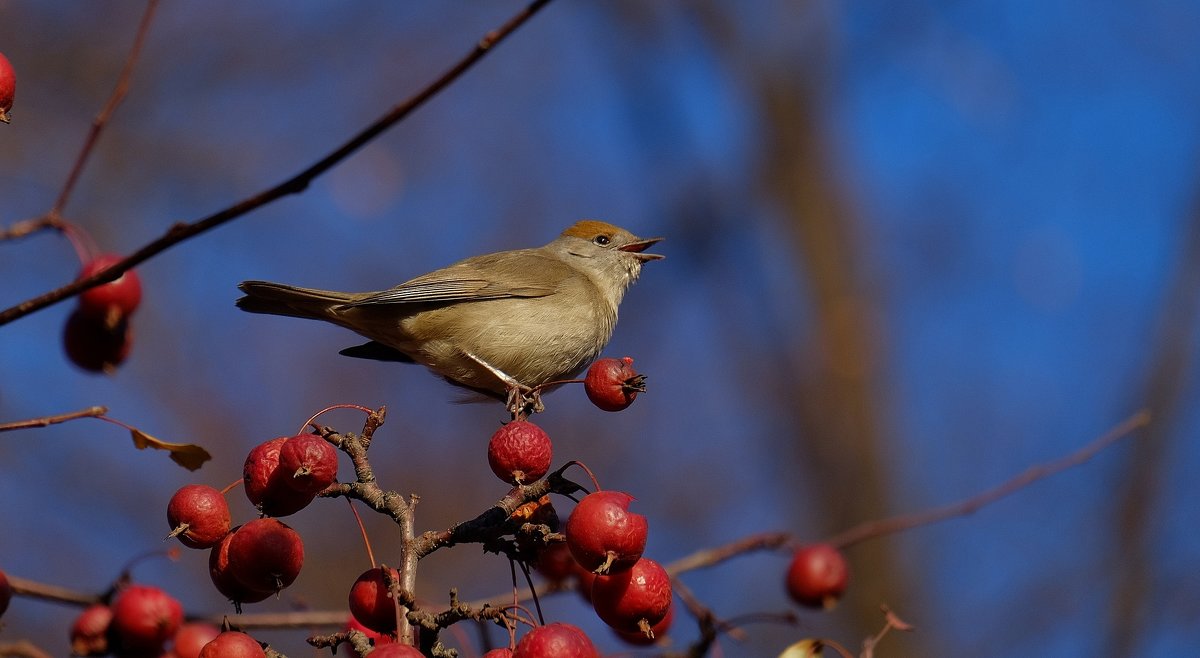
[{"xmin": 619, "ymin": 236, "xmax": 665, "ymax": 261}]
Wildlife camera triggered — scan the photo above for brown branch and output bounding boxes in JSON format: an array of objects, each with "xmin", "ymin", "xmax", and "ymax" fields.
[
  {"xmin": 0, "ymin": 215, "xmax": 69, "ymax": 243},
  {"xmin": 664, "ymin": 532, "xmax": 791, "ymax": 576},
  {"xmin": 0, "ymin": 406, "xmax": 107, "ymax": 432},
  {"xmin": 0, "ymin": 0, "xmax": 555, "ymax": 327},
  {"xmin": 6, "ymin": 574, "xmax": 103, "ymax": 607},
  {"xmin": 0, "ymin": 641, "xmax": 54, "ymax": 658},
  {"xmin": 50, "ymin": 0, "xmax": 160, "ymax": 218},
  {"xmin": 825, "ymin": 410, "xmax": 1151, "ymax": 549}
]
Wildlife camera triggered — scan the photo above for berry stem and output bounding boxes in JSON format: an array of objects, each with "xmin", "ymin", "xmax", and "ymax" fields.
[
  {"xmin": 298, "ymin": 403, "xmax": 376, "ymax": 435},
  {"xmin": 346, "ymin": 499, "xmax": 377, "ymax": 569},
  {"xmin": 561, "ymin": 460, "xmax": 602, "ymax": 492},
  {"xmin": 219, "ymin": 479, "xmax": 243, "ymax": 495}
]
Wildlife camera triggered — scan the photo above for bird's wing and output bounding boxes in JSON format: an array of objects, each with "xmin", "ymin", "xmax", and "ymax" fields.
[{"xmin": 345, "ymin": 251, "xmax": 564, "ymax": 306}]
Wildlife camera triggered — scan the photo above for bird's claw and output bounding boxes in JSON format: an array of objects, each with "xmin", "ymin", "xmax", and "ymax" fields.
[{"xmin": 506, "ymin": 383, "xmax": 544, "ymax": 419}]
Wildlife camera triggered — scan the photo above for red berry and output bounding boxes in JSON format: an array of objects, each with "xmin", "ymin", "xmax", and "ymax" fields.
[
  {"xmin": 584, "ymin": 356, "xmax": 645, "ymax": 412},
  {"xmin": 63, "ymin": 309, "xmax": 132, "ymax": 373},
  {"xmin": 345, "ymin": 615, "xmax": 395, "ymax": 646},
  {"xmin": 487, "ymin": 420, "xmax": 552, "ymax": 485},
  {"xmin": 277, "ymin": 433, "xmax": 338, "ymax": 494},
  {"xmin": 564, "ymin": 490, "xmax": 647, "ymax": 574},
  {"xmin": 785, "ymin": 543, "xmax": 849, "ymax": 609},
  {"xmin": 366, "ymin": 646, "xmax": 424, "ymax": 658},
  {"xmin": 615, "ymin": 602, "xmax": 673, "ymax": 646},
  {"xmin": 0, "ymin": 51, "xmax": 14, "ymax": 123},
  {"xmin": 348, "ymin": 566, "xmax": 401, "ymax": 634},
  {"xmin": 482, "ymin": 650, "xmax": 514, "ymax": 657},
  {"xmin": 513, "ymin": 623, "xmax": 599, "ymax": 658},
  {"xmin": 227, "ymin": 518, "xmax": 304, "ymax": 594},
  {"xmin": 109, "ymin": 585, "xmax": 183, "ymax": 654},
  {"xmin": 0, "ymin": 570, "xmax": 10, "ymax": 617},
  {"xmin": 167, "ymin": 484, "xmax": 231, "ymax": 549},
  {"xmin": 77, "ymin": 255, "xmax": 143, "ymax": 322},
  {"xmin": 199, "ymin": 630, "xmax": 266, "ymax": 658},
  {"xmin": 171, "ymin": 622, "xmax": 222, "ymax": 658},
  {"xmin": 243, "ymin": 437, "xmax": 317, "ymax": 516},
  {"xmin": 69, "ymin": 604, "xmax": 113, "ymax": 656},
  {"xmin": 208, "ymin": 528, "xmax": 273, "ymax": 605},
  {"xmin": 592, "ymin": 557, "xmax": 672, "ymax": 636}
]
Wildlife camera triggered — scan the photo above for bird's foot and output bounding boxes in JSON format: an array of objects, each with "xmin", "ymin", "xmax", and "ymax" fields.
[{"xmin": 506, "ymin": 383, "xmax": 544, "ymax": 419}]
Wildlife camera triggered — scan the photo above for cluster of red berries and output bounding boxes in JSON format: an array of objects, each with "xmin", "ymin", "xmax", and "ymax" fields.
[
  {"xmin": 165, "ymin": 433, "xmax": 337, "ymax": 609},
  {"xmin": 63, "ymin": 255, "xmax": 142, "ymax": 373},
  {"xmin": 67, "ymin": 586, "xmax": 266, "ymax": 658}
]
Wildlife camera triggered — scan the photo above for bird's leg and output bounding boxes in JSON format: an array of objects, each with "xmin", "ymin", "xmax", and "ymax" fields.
[{"xmin": 462, "ymin": 350, "xmax": 542, "ymax": 417}]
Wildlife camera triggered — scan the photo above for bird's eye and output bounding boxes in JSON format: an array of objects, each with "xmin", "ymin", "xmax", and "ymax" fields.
[{"xmin": 593, "ymin": 234, "xmax": 611, "ymax": 246}]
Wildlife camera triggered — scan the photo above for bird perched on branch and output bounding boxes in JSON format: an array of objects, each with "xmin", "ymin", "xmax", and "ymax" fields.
[{"xmin": 237, "ymin": 220, "xmax": 662, "ymax": 413}]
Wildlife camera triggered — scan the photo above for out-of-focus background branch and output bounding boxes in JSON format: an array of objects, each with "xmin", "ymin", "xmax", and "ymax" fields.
[{"xmin": 1, "ymin": 2, "xmax": 1198, "ymax": 656}]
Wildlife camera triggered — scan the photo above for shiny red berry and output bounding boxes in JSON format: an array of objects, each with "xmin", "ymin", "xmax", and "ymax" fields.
[
  {"xmin": 108, "ymin": 585, "xmax": 183, "ymax": 654},
  {"xmin": 0, "ymin": 570, "xmax": 10, "ymax": 618},
  {"xmin": 785, "ymin": 543, "xmax": 849, "ymax": 609},
  {"xmin": 614, "ymin": 602, "xmax": 673, "ymax": 646},
  {"xmin": 488, "ymin": 421, "xmax": 552, "ymax": 485},
  {"xmin": 199, "ymin": 630, "xmax": 266, "ymax": 658},
  {"xmin": 366, "ymin": 646, "xmax": 425, "ymax": 657},
  {"xmin": 226, "ymin": 518, "xmax": 304, "ymax": 594},
  {"xmin": 584, "ymin": 357, "xmax": 645, "ymax": 412},
  {"xmin": 592, "ymin": 557, "xmax": 673, "ymax": 637},
  {"xmin": 208, "ymin": 528, "xmax": 272, "ymax": 605},
  {"xmin": 167, "ymin": 484, "xmax": 231, "ymax": 549},
  {"xmin": 564, "ymin": 490, "xmax": 647, "ymax": 574},
  {"xmin": 513, "ymin": 623, "xmax": 599, "ymax": 658},
  {"xmin": 348, "ymin": 566, "xmax": 401, "ymax": 634},
  {"xmin": 172, "ymin": 622, "xmax": 222, "ymax": 658},
  {"xmin": 77, "ymin": 254, "xmax": 142, "ymax": 322}
]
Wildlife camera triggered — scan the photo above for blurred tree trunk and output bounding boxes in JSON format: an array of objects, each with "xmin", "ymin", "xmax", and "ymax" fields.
[
  {"xmin": 757, "ymin": 72, "xmax": 923, "ymax": 656},
  {"xmin": 1103, "ymin": 184, "xmax": 1200, "ymax": 657}
]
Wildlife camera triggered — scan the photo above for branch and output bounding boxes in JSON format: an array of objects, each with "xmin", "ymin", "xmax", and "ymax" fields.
[
  {"xmin": 0, "ymin": 406, "xmax": 107, "ymax": 432},
  {"xmin": 825, "ymin": 409, "xmax": 1151, "ymax": 549},
  {"xmin": 0, "ymin": 0, "xmax": 554, "ymax": 327},
  {"xmin": 51, "ymin": 0, "xmax": 160, "ymax": 218}
]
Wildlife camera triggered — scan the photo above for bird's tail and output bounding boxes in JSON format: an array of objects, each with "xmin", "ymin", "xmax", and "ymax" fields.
[{"xmin": 236, "ymin": 281, "xmax": 355, "ymax": 321}]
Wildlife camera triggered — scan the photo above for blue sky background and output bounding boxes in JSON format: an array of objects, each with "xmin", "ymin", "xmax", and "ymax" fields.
[{"xmin": 1, "ymin": 2, "xmax": 1198, "ymax": 656}]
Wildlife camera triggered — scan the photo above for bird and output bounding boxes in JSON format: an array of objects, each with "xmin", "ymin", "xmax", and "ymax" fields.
[{"xmin": 236, "ymin": 220, "xmax": 662, "ymax": 413}]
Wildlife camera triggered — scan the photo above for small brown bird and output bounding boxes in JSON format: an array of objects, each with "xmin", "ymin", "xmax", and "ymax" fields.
[{"xmin": 237, "ymin": 220, "xmax": 662, "ymax": 410}]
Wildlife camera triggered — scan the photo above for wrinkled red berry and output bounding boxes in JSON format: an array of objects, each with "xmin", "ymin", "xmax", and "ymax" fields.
[
  {"xmin": 208, "ymin": 528, "xmax": 272, "ymax": 605},
  {"xmin": 564, "ymin": 490, "xmax": 647, "ymax": 574},
  {"xmin": 227, "ymin": 518, "xmax": 304, "ymax": 594},
  {"xmin": 0, "ymin": 51, "xmax": 14, "ymax": 123},
  {"xmin": 482, "ymin": 649, "xmax": 515, "ymax": 658},
  {"xmin": 77, "ymin": 255, "xmax": 142, "ymax": 322},
  {"xmin": 199, "ymin": 630, "xmax": 266, "ymax": 658},
  {"xmin": 172, "ymin": 622, "xmax": 222, "ymax": 658},
  {"xmin": 785, "ymin": 543, "xmax": 849, "ymax": 609},
  {"xmin": 243, "ymin": 437, "xmax": 317, "ymax": 516},
  {"xmin": 488, "ymin": 421, "xmax": 553, "ymax": 485},
  {"xmin": 277, "ymin": 433, "xmax": 338, "ymax": 494},
  {"xmin": 109, "ymin": 585, "xmax": 183, "ymax": 654},
  {"xmin": 592, "ymin": 557, "xmax": 672, "ymax": 636},
  {"xmin": 63, "ymin": 309, "xmax": 132, "ymax": 373},
  {"xmin": 167, "ymin": 484, "xmax": 231, "ymax": 549},
  {"xmin": 348, "ymin": 566, "xmax": 401, "ymax": 634},
  {"xmin": 69, "ymin": 604, "xmax": 112, "ymax": 656},
  {"xmin": 513, "ymin": 623, "xmax": 599, "ymax": 658},
  {"xmin": 584, "ymin": 357, "xmax": 645, "ymax": 412}
]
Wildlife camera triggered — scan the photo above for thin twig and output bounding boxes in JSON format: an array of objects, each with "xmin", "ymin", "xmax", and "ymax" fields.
[
  {"xmin": 0, "ymin": 0, "xmax": 555, "ymax": 327},
  {"xmin": 6, "ymin": 575, "xmax": 103, "ymax": 607},
  {"xmin": 0, "ymin": 406, "xmax": 108, "ymax": 433},
  {"xmin": 825, "ymin": 410, "xmax": 1151, "ymax": 549},
  {"xmin": 51, "ymin": 0, "xmax": 160, "ymax": 218}
]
